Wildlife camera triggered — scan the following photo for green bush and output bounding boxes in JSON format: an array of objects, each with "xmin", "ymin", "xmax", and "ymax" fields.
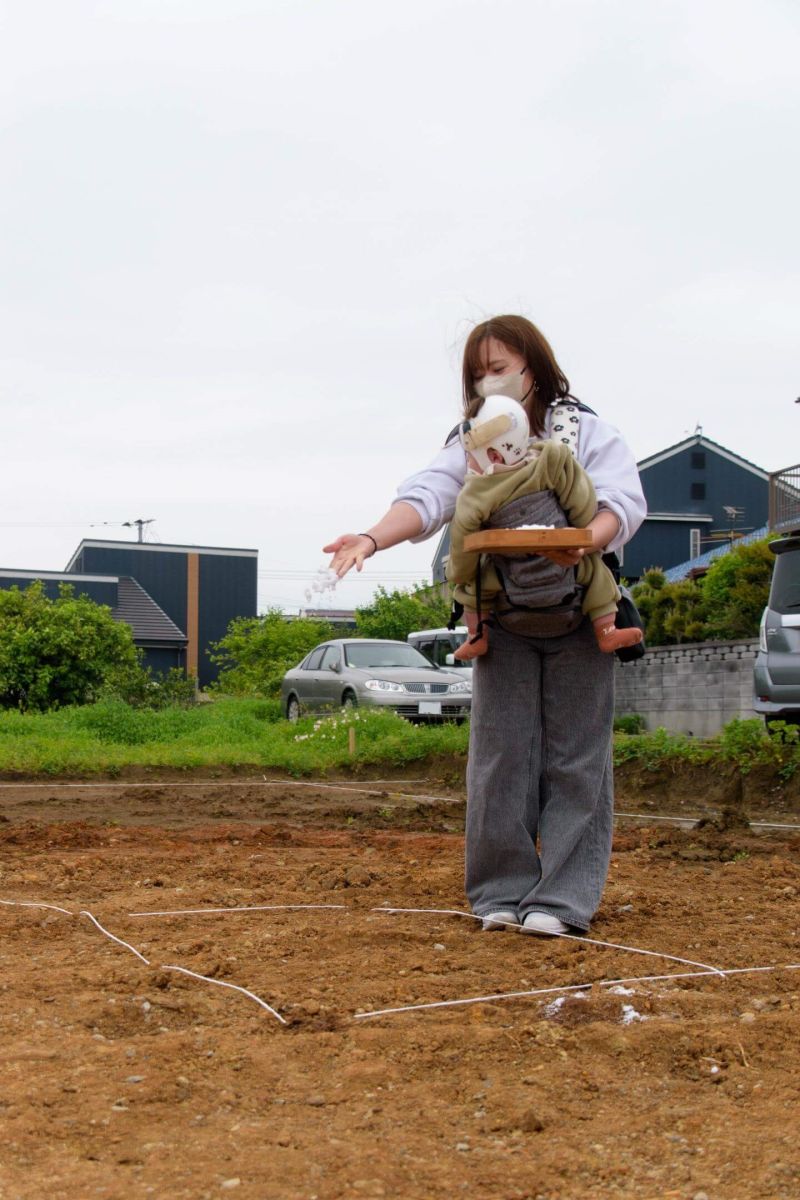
[
  {"xmin": 0, "ymin": 581, "xmax": 141, "ymax": 711},
  {"xmin": 614, "ymin": 713, "xmax": 646, "ymax": 735},
  {"xmin": 355, "ymin": 583, "xmax": 451, "ymax": 641},
  {"xmin": 632, "ymin": 537, "xmax": 776, "ymax": 646},
  {"xmin": 210, "ymin": 610, "xmax": 336, "ymax": 697}
]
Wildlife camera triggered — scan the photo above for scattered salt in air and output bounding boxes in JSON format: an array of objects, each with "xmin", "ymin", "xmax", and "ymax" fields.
[{"xmin": 304, "ymin": 567, "xmax": 339, "ymax": 604}]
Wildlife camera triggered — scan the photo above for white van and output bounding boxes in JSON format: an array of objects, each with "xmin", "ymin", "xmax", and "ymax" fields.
[{"xmin": 407, "ymin": 627, "xmax": 473, "ymax": 681}]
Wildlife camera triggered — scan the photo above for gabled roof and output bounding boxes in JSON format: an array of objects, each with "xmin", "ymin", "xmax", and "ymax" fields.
[
  {"xmin": 112, "ymin": 577, "xmax": 187, "ymax": 644},
  {"xmin": 637, "ymin": 435, "xmax": 769, "ymax": 481}
]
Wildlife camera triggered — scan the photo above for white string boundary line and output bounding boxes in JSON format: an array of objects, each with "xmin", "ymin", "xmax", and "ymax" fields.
[
  {"xmin": 3, "ymin": 895, "xmax": 798, "ymax": 1027},
  {"xmin": 129, "ymin": 903, "xmax": 348, "ymax": 917},
  {"xmin": 373, "ymin": 907, "xmax": 727, "ymax": 976},
  {"xmin": 125, "ymin": 900, "xmax": 725, "ymax": 976},
  {"xmin": 614, "ymin": 811, "xmax": 800, "ymax": 832},
  {"xmin": 1, "ymin": 899, "xmax": 286, "ymax": 1025},
  {"xmin": 2, "ymin": 777, "xmax": 797, "ymax": 831},
  {"xmin": 353, "ymin": 962, "xmax": 800, "ymax": 1020},
  {"xmin": 0, "ymin": 895, "xmax": 731, "ymax": 976},
  {"xmin": 80, "ymin": 911, "xmax": 151, "ymax": 965},
  {"xmin": 0, "ymin": 778, "xmax": 436, "ymax": 792},
  {"xmin": 160, "ymin": 964, "xmax": 288, "ymax": 1025},
  {"xmin": 0, "ymin": 898, "xmax": 76, "ymax": 916}
]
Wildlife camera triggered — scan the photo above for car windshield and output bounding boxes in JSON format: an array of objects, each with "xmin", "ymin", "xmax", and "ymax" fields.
[
  {"xmin": 344, "ymin": 643, "xmax": 436, "ymax": 670},
  {"xmin": 771, "ymin": 552, "xmax": 800, "ymax": 613}
]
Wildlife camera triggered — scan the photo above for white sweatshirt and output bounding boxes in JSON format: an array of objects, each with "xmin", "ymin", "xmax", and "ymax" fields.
[{"xmin": 394, "ymin": 406, "xmax": 646, "ymax": 554}]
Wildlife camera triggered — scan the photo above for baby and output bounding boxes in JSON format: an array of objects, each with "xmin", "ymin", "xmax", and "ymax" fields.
[{"xmin": 446, "ymin": 395, "xmax": 644, "ymax": 660}]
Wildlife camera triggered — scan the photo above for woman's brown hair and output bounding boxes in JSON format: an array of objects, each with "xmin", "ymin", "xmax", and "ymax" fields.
[{"xmin": 462, "ymin": 315, "xmax": 571, "ymax": 435}]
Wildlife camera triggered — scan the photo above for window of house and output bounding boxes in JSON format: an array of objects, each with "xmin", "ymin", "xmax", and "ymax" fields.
[
  {"xmin": 691, "ymin": 482, "xmax": 706, "ymax": 500},
  {"xmin": 690, "ymin": 528, "xmax": 701, "ymax": 558},
  {"xmin": 691, "ymin": 451, "xmax": 706, "ymax": 469}
]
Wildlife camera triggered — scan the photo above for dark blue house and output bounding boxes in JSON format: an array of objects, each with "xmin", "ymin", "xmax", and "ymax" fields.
[
  {"xmin": 623, "ymin": 435, "xmax": 769, "ymax": 580},
  {"xmin": 0, "ymin": 539, "xmax": 258, "ymax": 688}
]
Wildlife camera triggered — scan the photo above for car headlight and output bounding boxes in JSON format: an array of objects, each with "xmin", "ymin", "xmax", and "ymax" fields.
[
  {"xmin": 364, "ymin": 679, "xmax": 406, "ymax": 693},
  {"xmin": 448, "ymin": 681, "xmax": 471, "ymax": 694}
]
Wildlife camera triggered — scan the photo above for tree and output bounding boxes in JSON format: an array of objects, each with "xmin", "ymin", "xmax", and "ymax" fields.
[
  {"xmin": 631, "ymin": 537, "xmax": 776, "ymax": 646},
  {"xmin": 0, "ymin": 582, "xmax": 141, "ymax": 711},
  {"xmin": 209, "ymin": 609, "xmax": 336, "ymax": 697},
  {"xmin": 701, "ymin": 538, "xmax": 776, "ymax": 640},
  {"xmin": 355, "ymin": 583, "xmax": 452, "ymax": 642}
]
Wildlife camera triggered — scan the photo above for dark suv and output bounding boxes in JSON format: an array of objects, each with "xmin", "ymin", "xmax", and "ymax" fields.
[{"xmin": 754, "ymin": 529, "xmax": 800, "ymax": 725}]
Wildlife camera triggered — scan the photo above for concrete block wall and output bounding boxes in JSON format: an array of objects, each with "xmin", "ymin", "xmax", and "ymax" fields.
[{"xmin": 614, "ymin": 639, "xmax": 759, "ymax": 736}]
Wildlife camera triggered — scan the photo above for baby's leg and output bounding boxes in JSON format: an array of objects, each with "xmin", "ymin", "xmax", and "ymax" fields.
[
  {"xmin": 577, "ymin": 554, "xmax": 643, "ymax": 654},
  {"xmin": 592, "ymin": 613, "xmax": 643, "ymax": 653},
  {"xmin": 454, "ymin": 609, "xmax": 491, "ymax": 661}
]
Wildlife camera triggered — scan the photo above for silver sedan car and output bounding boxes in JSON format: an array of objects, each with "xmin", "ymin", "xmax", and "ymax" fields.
[{"xmin": 281, "ymin": 638, "xmax": 472, "ymax": 722}]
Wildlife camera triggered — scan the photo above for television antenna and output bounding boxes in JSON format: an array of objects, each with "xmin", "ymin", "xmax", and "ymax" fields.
[
  {"xmin": 89, "ymin": 518, "xmax": 156, "ymax": 543},
  {"xmin": 702, "ymin": 505, "xmax": 753, "ymax": 548}
]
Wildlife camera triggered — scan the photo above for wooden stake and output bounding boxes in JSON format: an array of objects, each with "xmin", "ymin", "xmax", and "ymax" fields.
[{"xmin": 348, "ymin": 726, "xmax": 356, "ymax": 757}]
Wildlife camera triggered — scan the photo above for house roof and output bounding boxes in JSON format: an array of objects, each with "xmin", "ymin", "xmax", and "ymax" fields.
[
  {"xmin": 662, "ymin": 524, "xmax": 770, "ymax": 583},
  {"xmin": 0, "ymin": 569, "xmax": 118, "ymax": 585},
  {"xmin": 112, "ymin": 577, "xmax": 187, "ymax": 644},
  {"xmin": 65, "ymin": 538, "xmax": 258, "ymax": 571},
  {"xmin": 637, "ymin": 434, "xmax": 769, "ymax": 481}
]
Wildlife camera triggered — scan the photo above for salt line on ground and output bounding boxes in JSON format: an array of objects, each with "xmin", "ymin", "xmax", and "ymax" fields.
[
  {"xmin": 353, "ymin": 962, "xmax": 800, "ymax": 1020},
  {"xmin": 160, "ymin": 964, "xmax": 288, "ymax": 1025},
  {"xmin": 372, "ymin": 906, "xmax": 726, "ymax": 976},
  {"xmin": 80, "ymin": 911, "xmax": 151, "ymax": 965},
  {"xmin": 129, "ymin": 903, "xmax": 348, "ymax": 917}
]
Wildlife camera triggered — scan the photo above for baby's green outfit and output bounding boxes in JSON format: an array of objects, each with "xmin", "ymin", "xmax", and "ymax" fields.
[{"xmin": 446, "ymin": 440, "xmax": 619, "ymax": 621}]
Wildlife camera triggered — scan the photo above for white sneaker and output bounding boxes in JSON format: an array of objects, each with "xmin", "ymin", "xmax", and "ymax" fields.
[
  {"xmin": 520, "ymin": 911, "xmax": 570, "ymax": 936},
  {"xmin": 480, "ymin": 910, "xmax": 519, "ymax": 931}
]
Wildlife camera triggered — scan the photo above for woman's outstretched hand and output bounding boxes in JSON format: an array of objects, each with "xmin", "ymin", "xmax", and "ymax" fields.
[{"xmin": 323, "ymin": 534, "xmax": 377, "ymax": 578}]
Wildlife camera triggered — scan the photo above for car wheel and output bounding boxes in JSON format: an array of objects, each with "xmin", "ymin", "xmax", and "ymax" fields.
[
  {"xmin": 342, "ymin": 690, "xmax": 357, "ymax": 711},
  {"xmin": 286, "ymin": 695, "xmax": 301, "ymax": 723}
]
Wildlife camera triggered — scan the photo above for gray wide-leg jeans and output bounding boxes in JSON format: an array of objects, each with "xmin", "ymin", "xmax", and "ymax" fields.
[{"xmin": 465, "ymin": 617, "xmax": 615, "ymax": 931}]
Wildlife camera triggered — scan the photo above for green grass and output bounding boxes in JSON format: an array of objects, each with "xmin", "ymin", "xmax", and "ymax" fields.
[
  {"xmin": 0, "ymin": 700, "xmax": 796, "ymax": 782},
  {"xmin": 0, "ymin": 699, "xmax": 469, "ymax": 777}
]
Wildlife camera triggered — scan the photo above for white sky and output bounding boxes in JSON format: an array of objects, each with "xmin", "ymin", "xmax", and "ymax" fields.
[{"xmin": 2, "ymin": 0, "xmax": 798, "ymax": 613}]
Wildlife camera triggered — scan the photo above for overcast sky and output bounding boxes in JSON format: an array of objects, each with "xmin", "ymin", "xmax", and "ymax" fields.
[{"xmin": 2, "ymin": 0, "xmax": 798, "ymax": 613}]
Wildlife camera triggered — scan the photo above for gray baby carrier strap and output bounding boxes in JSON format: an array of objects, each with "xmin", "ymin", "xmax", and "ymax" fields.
[{"xmin": 482, "ymin": 487, "xmax": 585, "ymax": 639}]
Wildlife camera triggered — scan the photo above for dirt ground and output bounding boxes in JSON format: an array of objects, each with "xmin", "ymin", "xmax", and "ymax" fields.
[{"xmin": 1, "ymin": 773, "xmax": 799, "ymax": 1200}]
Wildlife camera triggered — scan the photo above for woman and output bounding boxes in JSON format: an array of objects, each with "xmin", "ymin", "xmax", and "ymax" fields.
[{"xmin": 324, "ymin": 315, "xmax": 646, "ymax": 936}]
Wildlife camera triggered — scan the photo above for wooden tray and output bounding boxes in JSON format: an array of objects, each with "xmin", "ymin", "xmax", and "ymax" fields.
[{"xmin": 463, "ymin": 528, "xmax": 593, "ymax": 554}]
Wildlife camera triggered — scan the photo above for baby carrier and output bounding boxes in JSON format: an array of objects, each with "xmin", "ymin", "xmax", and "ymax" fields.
[
  {"xmin": 446, "ymin": 398, "xmax": 646, "ymax": 658},
  {"xmin": 480, "ymin": 487, "xmax": 586, "ymax": 638}
]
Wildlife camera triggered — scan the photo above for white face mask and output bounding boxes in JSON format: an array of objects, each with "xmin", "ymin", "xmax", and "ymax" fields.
[{"xmin": 475, "ymin": 367, "xmax": 530, "ymax": 404}]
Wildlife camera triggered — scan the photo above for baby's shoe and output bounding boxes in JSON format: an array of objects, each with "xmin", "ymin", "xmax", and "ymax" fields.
[{"xmin": 593, "ymin": 615, "xmax": 643, "ymax": 655}]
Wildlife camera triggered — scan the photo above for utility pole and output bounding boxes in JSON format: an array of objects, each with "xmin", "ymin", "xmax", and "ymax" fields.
[{"xmin": 122, "ymin": 519, "xmax": 155, "ymax": 543}]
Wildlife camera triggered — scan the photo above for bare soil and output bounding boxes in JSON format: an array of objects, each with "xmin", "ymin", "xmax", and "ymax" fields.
[{"xmin": 1, "ymin": 774, "xmax": 799, "ymax": 1200}]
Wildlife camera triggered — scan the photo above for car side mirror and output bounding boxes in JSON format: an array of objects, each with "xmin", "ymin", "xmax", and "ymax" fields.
[
  {"xmin": 445, "ymin": 653, "xmax": 455, "ymax": 666},
  {"xmin": 330, "ymin": 661, "xmax": 341, "ymax": 673}
]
